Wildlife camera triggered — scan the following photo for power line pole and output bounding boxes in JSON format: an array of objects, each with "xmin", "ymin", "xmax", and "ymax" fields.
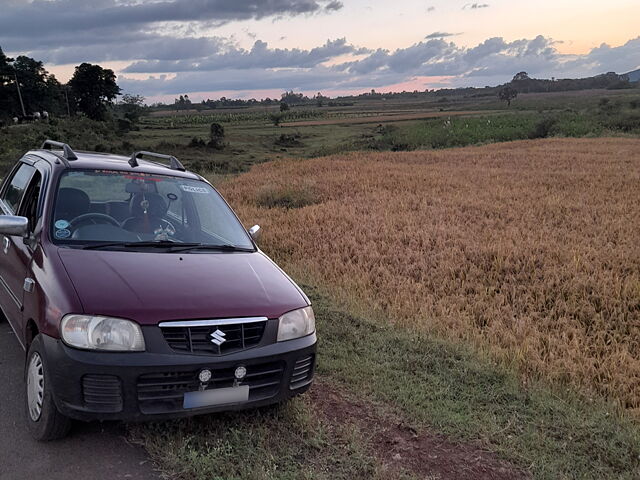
[
  {"xmin": 64, "ymin": 86, "xmax": 71, "ymax": 116},
  {"xmin": 13, "ymin": 71, "xmax": 26, "ymax": 117}
]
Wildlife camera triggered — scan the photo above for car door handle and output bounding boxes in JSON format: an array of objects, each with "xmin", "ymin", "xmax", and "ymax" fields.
[{"xmin": 2, "ymin": 237, "xmax": 9, "ymax": 254}]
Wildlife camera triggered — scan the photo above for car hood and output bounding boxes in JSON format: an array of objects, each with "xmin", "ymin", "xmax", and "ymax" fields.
[{"xmin": 57, "ymin": 249, "xmax": 308, "ymax": 325}]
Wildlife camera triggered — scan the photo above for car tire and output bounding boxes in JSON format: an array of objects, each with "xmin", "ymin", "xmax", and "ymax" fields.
[{"xmin": 25, "ymin": 335, "xmax": 72, "ymax": 441}]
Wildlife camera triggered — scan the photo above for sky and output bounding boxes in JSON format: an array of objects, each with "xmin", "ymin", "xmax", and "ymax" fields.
[{"xmin": 1, "ymin": 0, "xmax": 639, "ymax": 103}]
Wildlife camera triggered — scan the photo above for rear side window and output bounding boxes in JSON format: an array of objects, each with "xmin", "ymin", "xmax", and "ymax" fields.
[{"xmin": 2, "ymin": 163, "xmax": 35, "ymax": 214}]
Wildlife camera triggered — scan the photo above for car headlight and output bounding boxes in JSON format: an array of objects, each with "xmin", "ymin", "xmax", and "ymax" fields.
[
  {"xmin": 277, "ymin": 306, "xmax": 315, "ymax": 342},
  {"xmin": 60, "ymin": 314, "xmax": 145, "ymax": 351}
]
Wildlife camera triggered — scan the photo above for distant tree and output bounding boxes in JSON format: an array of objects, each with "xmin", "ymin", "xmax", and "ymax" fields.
[
  {"xmin": 280, "ymin": 90, "xmax": 306, "ymax": 104},
  {"xmin": 279, "ymin": 102, "xmax": 290, "ymax": 112},
  {"xmin": 498, "ymin": 86, "xmax": 518, "ymax": 106},
  {"xmin": 0, "ymin": 49, "xmax": 64, "ymax": 118},
  {"xmin": 315, "ymin": 91, "xmax": 327, "ymax": 107},
  {"xmin": 269, "ymin": 112, "xmax": 283, "ymax": 126},
  {"xmin": 174, "ymin": 94, "xmax": 192, "ymax": 111},
  {"xmin": 0, "ymin": 47, "xmax": 15, "ymax": 119},
  {"xmin": 119, "ymin": 93, "xmax": 146, "ymax": 123},
  {"xmin": 68, "ymin": 63, "xmax": 120, "ymax": 120},
  {"xmin": 209, "ymin": 122, "xmax": 225, "ymax": 149},
  {"xmin": 512, "ymin": 72, "xmax": 530, "ymax": 82}
]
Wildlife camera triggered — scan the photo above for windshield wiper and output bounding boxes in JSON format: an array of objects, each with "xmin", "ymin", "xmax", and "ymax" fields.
[
  {"xmin": 168, "ymin": 243, "xmax": 255, "ymax": 253},
  {"xmin": 82, "ymin": 241, "xmax": 200, "ymax": 250}
]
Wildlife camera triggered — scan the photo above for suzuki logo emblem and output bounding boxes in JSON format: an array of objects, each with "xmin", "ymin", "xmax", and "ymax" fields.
[{"xmin": 210, "ymin": 329, "xmax": 226, "ymax": 346}]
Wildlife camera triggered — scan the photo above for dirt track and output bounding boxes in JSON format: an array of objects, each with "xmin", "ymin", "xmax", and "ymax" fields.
[{"xmin": 310, "ymin": 381, "xmax": 529, "ymax": 480}]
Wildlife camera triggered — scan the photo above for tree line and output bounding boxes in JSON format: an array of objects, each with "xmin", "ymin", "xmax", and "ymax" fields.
[{"xmin": 0, "ymin": 46, "xmax": 121, "ymax": 122}]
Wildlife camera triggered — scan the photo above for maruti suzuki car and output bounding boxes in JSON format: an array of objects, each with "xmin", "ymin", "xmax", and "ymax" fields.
[{"xmin": 0, "ymin": 140, "xmax": 316, "ymax": 440}]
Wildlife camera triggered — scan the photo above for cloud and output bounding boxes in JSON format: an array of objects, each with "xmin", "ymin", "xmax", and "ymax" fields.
[
  {"xmin": 0, "ymin": 0, "xmax": 343, "ymax": 50},
  {"xmin": 463, "ymin": 3, "xmax": 490, "ymax": 9},
  {"xmin": 425, "ymin": 32, "xmax": 460, "ymax": 39},
  {"xmin": 123, "ymin": 38, "xmax": 369, "ymax": 73},
  {"xmin": 324, "ymin": 1, "xmax": 343, "ymax": 11},
  {"xmin": 2, "ymin": 1, "xmax": 637, "ymax": 100},
  {"xmin": 427, "ymin": 6, "xmax": 436, "ymax": 12},
  {"xmin": 116, "ymin": 33, "xmax": 640, "ymax": 97}
]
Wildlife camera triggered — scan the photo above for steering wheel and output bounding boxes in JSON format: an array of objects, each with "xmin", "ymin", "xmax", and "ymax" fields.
[{"xmin": 69, "ymin": 213, "xmax": 121, "ymax": 229}]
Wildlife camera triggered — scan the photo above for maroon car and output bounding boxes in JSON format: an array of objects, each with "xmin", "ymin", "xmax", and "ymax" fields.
[{"xmin": 0, "ymin": 140, "xmax": 316, "ymax": 440}]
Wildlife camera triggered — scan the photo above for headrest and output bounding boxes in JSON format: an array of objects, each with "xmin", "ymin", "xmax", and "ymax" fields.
[{"xmin": 56, "ymin": 188, "xmax": 90, "ymax": 219}]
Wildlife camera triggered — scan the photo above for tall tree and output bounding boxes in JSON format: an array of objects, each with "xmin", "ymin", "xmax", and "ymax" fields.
[
  {"xmin": 118, "ymin": 93, "xmax": 146, "ymax": 123},
  {"xmin": 13, "ymin": 55, "xmax": 64, "ymax": 114},
  {"xmin": 68, "ymin": 63, "xmax": 120, "ymax": 120},
  {"xmin": 498, "ymin": 86, "xmax": 518, "ymax": 106},
  {"xmin": 0, "ymin": 46, "xmax": 16, "ymax": 118}
]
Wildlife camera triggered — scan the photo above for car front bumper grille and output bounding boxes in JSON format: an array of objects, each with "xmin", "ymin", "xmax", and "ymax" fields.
[
  {"xmin": 136, "ymin": 360, "xmax": 284, "ymax": 414},
  {"xmin": 161, "ymin": 320, "xmax": 267, "ymax": 355},
  {"xmin": 82, "ymin": 374, "xmax": 123, "ymax": 413}
]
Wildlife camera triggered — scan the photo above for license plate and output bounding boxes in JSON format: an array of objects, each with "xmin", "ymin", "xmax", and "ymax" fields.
[{"xmin": 183, "ymin": 385, "xmax": 250, "ymax": 409}]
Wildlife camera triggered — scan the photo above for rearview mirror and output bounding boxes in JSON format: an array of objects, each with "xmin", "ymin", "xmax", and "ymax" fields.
[
  {"xmin": 248, "ymin": 225, "xmax": 261, "ymax": 241},
  {"xmin": 0, "ymin": 216, "xmax": 28, "ymax": 237}
]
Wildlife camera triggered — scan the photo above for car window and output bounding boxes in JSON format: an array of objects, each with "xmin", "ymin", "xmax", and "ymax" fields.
[
  {"xmin": 18, "ymin": 171, "xmax": 42, "ymax": 233},
  {"xmin": 52, "ymin": 170, "xmax": 254, "ymax": 248},
  {"xmin": 191, "ymin": 191, "xmax": 247, "ymax": 244},
  {"xmin": 2, "ymin": 163, "xmax": 35, "ymax": 214}
]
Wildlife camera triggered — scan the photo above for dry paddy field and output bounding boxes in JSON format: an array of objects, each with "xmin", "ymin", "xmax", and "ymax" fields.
[{"xmin": 221, "ymin": 138, "xmax": 640, "ymax": 415}]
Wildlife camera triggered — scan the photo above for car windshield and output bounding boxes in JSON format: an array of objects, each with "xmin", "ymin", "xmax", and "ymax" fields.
[{"xmin": 51, "ymin": 169, "xmax": 254, "ymax": 250}]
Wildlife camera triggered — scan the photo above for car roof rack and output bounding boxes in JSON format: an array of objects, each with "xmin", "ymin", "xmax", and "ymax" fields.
[
  {"xmin": 129, "ymin": 151, "xmax": 186, "ymax": 172},
  {"xmin": 41, "ymin": 140, "xmax": 78, "ymax": 161}
]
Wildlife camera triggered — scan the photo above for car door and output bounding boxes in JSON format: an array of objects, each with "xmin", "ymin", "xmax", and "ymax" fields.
[{"xmin": 0, "ymin": 160, "xmax": 38, "ymax": 345}]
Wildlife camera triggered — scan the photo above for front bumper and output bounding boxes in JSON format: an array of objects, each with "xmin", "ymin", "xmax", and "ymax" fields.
[{"xmin": 41, "ymin": 331, "xmax": 316, "ymax": 422}]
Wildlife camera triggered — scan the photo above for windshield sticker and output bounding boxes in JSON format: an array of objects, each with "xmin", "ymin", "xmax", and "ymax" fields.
[
  {"xmin": 181, "ymin": 185, "xmax": 208, "ymax": 194},
  {"xmin": 55, "ymin": 229, "xmax": 71, "ymax": 239},
  {"xmin": 54, "ymin": 219, "xmax": 70, "ymax": 229},
  {"xmin": 124, "ymin": 175, "xmax": 162, "ymax": 182}
]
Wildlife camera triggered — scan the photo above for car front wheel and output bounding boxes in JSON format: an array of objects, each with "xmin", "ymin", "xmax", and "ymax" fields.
[{"xmin": 25, "ymin": 335, "xmax": 72, "ymax": 441}]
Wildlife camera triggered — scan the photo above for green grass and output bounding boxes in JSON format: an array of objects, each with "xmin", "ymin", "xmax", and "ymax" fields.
[
  {"xmin": 132, "ymin": 386, "xmax": 412, "ymax": 480},
  {"xmin": 311, "ymin": 287, "xmax": 640, "ymax": 479},
  {"xmin": 366, "ymin": 107, "xmax": 640, "ymax": 152}
]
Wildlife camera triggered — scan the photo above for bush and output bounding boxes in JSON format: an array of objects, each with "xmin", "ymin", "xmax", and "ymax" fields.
[
  {"xmin": 188, "ymin": 137, "xmax": 207, "ymax": 148},
  {"xmin": 604, "ymin": 112, "xmax": 640, "ymax": 132},
  {"xmin": 529, "ymin": 116, "xmax": 558, "ymax": 139},
  {"xmin": 274, "ymin": 133, "xmax": 302, "ymax": 147},
  {"xmin": 269, "ymin": 112, "xmax": 284, "ymax": 126},
  {"xmin": 208, "ymin": 122, "xmax": 225, "ymax": 149},
  {"xmin": 117, "ymin": 118, "xmax": 132, "ymax": 133}
]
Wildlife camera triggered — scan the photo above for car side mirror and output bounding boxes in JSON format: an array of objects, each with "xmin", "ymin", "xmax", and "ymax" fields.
[
  {"xmin": 248, "ymin": 225, "xmax": 261, "ymax": 241},
  {"xmin": 0, "ymin": 216, "xmax": 29, "ymax": 238}
]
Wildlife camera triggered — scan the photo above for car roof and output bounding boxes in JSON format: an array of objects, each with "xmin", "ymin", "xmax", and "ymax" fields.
[{"xmin": 26, "ymin": 149, "xmax": 202, "ymax": 181}]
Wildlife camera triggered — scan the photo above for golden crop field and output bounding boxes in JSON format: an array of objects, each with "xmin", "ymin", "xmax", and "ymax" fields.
[{"xmin": 220, "ymin": 138, "xmax": 640, "ymax": 414}]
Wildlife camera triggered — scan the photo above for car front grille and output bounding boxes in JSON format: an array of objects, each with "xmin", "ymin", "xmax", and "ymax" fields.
[
  {"xmin": 160, "ymin": 319, "xmax": 267, "ymax": 355},
  {"xmin": 289, "ymin": 355, "xmax": 315, "ymax": 390},
  {"xmin": 82, "ymin": 374, "xmax": 123, "ymax": 413},
  {"xmin": 136, "ymin": 361, "xmax": 284, "ymax": 414}
]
